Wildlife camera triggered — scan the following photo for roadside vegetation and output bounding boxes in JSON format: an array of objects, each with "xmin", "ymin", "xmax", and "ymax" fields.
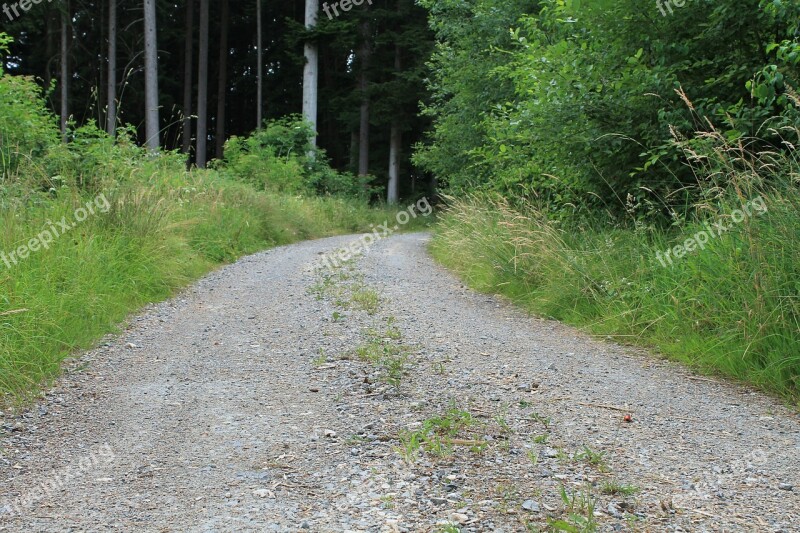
[
  {"xmin": 417, "ymin": 0, "xmax": 800, "ymax": 401},
  {"xmin": 0, "ymin": 51, "xmax": 418, "ymax": 403}
]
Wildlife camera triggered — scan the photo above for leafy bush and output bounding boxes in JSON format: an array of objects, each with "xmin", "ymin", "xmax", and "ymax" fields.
[
  {"xmin": 219, "ymin": 115, "xmax": 363, "ymax": 196},
  {"xmin": 415, "ymin": 0, "xmax": 800, "ymax": 217},
  {"xmin": 0, "ymin": 35, "xmax": 59, "ymax": 186}
]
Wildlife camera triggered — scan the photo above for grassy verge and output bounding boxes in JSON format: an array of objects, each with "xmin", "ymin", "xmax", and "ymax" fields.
[
  {"xmin": 0, "ymin": 168, "xmax": 426, "ymax": 403},
  {"xmin": 431, "ymin": 140, "xmax": 800, "ymax": 402}
]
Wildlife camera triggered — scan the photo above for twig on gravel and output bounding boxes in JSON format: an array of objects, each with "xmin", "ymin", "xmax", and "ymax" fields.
[
  {"xmin": 448, "ymin": 438, "xmax": 486, "ymax": 446},
  {"xmin": 576, "ymin": 402, "xmax": 632, "ymax": 413}
]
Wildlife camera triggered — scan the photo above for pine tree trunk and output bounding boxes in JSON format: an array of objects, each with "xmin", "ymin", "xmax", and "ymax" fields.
[
  {"xmin": 302, "ymin": 0, "xmax": 318, "ymax": 149},
  {"xmin": 45, "ymin": 10, "xmax": 55, "ymax": 88},
  {"xmin": 357, "ymin": 19, "xmax": 371, "ymax": 177},
  {"xmin": 256, "ymin": 0, "xmax": 263, "ymax": 130},
  {"xmin": 107, "ymin": 0, "xmax": 117, "ymax": 137},
  {"xmin": 215, "ymin": 0, "xmax": 230, "ymax": 159},
  {"xmin": 387, "ymin": 42, "xmax": 402, "ymax": 204},
  {"xmin": 181, "ymin": 0, "xmax": 194, "ymax": 155},
  {"xmin": 196, "ymin": 0, "xmax": 209, "ymax": 168},
  {"xmin": 143, "ymin": 0, "xmax": 160, "ymax": 151},
  {"xmin": 60, "ymin": 1, "xmax": 70, "ymax": 143}
]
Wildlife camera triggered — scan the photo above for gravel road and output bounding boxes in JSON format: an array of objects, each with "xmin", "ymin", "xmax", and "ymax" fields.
[{"xmin": 1, "ymin": 232, "xmax": 798, "ymax": 532}]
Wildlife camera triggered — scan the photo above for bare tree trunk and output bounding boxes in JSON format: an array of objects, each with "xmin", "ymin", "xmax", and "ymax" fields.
[
  {"xmin": 143, "ymin": 0, "xmax": 160, "ymax": 151},
  {"xmin": 107, "ymin": 0, "xmax": 117, "ymax": 137},
  {"xmin": 357, "ymin": 19, "xmax": 371, "ymax": 178},
  {"xmin": 45, "ymin": 10, "xmax": 55, "ymax": 88},
  {"xmin": 181, "ymin": 0, "xmax": 194, "ymax": 155},
  {"xmin": 387, "ymin": 42, "xmax": 402, "ymax": 204},
  {"xmin": 60, "ymin": 1, "xmax": 70, "ymax": 143},
  {"xmin": 196, "ymin": 0, "xmax": 209, "ymax": 168},
  {"xmin": 215, "ymin": 0, "xmax": 229, "ymax": 159},
  {"xmin": 256, "ymin": 0, "xmax": 263, "ymax": 129},
  {"xmin": 302, "ymin": 0, "xmax": 318, "ymax": 148}
]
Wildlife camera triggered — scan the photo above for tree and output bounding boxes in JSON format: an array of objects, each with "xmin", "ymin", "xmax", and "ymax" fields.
[
  {"xmin": 107, "ymin": 0, "xmax": 117, "ymax": 137},
  {"xmin": 60, "ymin": 0, "xmax": 69, "ymax": 142},
  {"xmin": 256, "ymin": 0, "xmax": 263, "ymax": 130},
  {"xmin": 143, "ymin": 0, "xmax": 160, "ymax": 151},
  {"xmin": 357, "ymin": 16, "xmax": 371, "ymax": 177},
  {"xmin": 196, "ymin": 0, "xmax": 209, "ymax": 167},
  {"xmin": 302, "ymin": 0, "xmax": 318, "ymax": 148},
  {"xmin": 216, "ymin": 0, "xmax": 230, "ymax": 159},
  {"xmin": 182, "ymin": 0, "xmax": 194, "ymax": 155},
  {"xmin": 387, "ymin": 43, "xmax": 401, "ymax": 204}
]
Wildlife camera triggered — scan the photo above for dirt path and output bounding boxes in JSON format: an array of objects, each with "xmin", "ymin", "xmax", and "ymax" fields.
[{"xmin": 1, "ymin": 233, "xmax": 798, "ymax": 532}]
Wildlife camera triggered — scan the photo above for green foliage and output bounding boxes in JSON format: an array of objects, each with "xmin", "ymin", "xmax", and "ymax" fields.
[
  {"xmin": 0, "ymin": 67, "xmax": 58, "ymax": 184},
  {"xmin": 416, "ymin": 0, "xmax": 800, "ymax": 215},
  {"xmin": 218, "ymin": 115, "xmax": 363, "ymax": 197}
]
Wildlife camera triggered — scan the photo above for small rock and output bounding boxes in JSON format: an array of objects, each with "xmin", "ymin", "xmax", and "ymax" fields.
[
  {"xmin": 778, "ymin": 483, "xmax": 793, "ymax": 491},
  {"xmin": 521, "ymin": 500, "xmax": 540, "ymax": 512},
  {"xmin": 253, "ymin": 489, "xmax": 272, "ymax": 498},
  {"xmin": 607, "ymin": 503, "xmax": 623, "ymax": 518},
  {"xmin": 324, "ymin": 429, "xmax": 337, "ymax": 438},
  {"xmin": 541, "ymin": 447, "xmax": 559, "ymax": 459},
  {"xmin": 450, "ymin": 512, "xmax": 469, "ymax": 524}
]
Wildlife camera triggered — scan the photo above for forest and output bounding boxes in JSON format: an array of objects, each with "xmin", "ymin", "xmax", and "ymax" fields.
[{"xmin": 1, "ymin": 0, "xmax": 799, "ymax": 400}]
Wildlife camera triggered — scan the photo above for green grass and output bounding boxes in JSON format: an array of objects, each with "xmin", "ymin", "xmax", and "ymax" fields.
[
  {"xmin": 430, "ymin": 188, "xmax": 800, "ymax": 402},
  {"xmin": 0, "ymin": 168, "xmax": 423, "ymax": 404},
  {"xmin": 396, "ymin": 406, "xmax": 486, "ymax": 462},
  {"xmin": 599, "ymin": 480, "xmax": 639, "ymax": 497}
]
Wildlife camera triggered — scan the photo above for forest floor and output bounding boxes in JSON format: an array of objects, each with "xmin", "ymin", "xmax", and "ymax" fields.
[{"xmin": 0, "ymin": 233, "xmax": 798, "ymax": 532}]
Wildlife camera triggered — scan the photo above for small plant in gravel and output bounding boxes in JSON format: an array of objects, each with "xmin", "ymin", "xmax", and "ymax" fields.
[
  {"xmin": 353, "ymin": 338, "xmax": 411, "ymax": 388},
  {"xmin": 313, "ymin": 348, "xmax": 328, "ymax": 366},
  {"xmin": 600, "ymin": 479, "xmax": 639, "ymax": 496},
  {"xmin": 576, "ymin": 447, "xmax": 609, "ymax": 473},
  {"xmin": 350, "ymin": 286, "xmax": 380, "ymax": 314},
  {"xmin": 549, "ymin": 486, "xmax": 598, "ymax": 533},
  {"xmin": 530, "ymin": 412, "xmax": 552, "ymax": 429},
  {"xmin": 396, "ymin": 406, "xmax": 486, "ymax": 462},
  {"xmin": 527, "ymin": 448, "xmax": 539, "ymax": 466},
  {"xmin": 436, "ymin": 524, "xmax": 461, "ymax": 533}
]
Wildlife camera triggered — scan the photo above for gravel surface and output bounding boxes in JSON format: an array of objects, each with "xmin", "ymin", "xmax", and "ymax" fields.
[{"xmin": 1, "ymin": 232, "xmax": 798, "ymax": 532}]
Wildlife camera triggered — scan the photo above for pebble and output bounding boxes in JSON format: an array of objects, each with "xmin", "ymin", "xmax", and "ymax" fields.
[
  {"xmin": 778, "ymin": 483, "xmax": 793, "ymax": 491},
  {"xmin": 521, "ymin": 499, "xmax": 540, "ymax": 512}
]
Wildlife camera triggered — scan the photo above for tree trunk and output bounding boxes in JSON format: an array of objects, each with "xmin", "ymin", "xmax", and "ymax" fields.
[
  {"xmin": 107, "ymin": 0, "xmax": 117, "ymax": 137},
  {"xmin": 196, "ymin": 0, "xmax": 209, "ymax": 168},
  {"xmin": 302, "ymin": 0, "xmax": 318, "ymax": 149},
  {"xmin": 387, "ymin": 42, "xmax": 402, "ymax": 204},
  {"xmin": 181, "ymin": 0, "xmax": 194, "ymax": 155},
  {"xmin": 45, "ymin": 10, "xmax": 55, "ymax": 88},
  {"xmin": 256, "ymin": 0, "xmax": 263, "ymax": 129},
  {"xmin": 143, "ymin": 0, "xmax": 160, "ymax": 151},
  {"xmin": 357, "ymin": 18, "xmax": 371, "ymax": 177},
  {"xmin": 60, "ymin": 1, "xmax": 69, "ymax": 143},
  {"xmin": 215, "ymin": 0, "xmax": 230, "ymax": 159}
]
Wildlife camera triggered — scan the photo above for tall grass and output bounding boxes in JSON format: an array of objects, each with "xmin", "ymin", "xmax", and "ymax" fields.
[
  {"xmin": 431, "ymin": 126, "xmax": 800, "ymax": 401},
  {"xmin": 0, "ymin": 166, "xmax": 425, "ymax": 403}
]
